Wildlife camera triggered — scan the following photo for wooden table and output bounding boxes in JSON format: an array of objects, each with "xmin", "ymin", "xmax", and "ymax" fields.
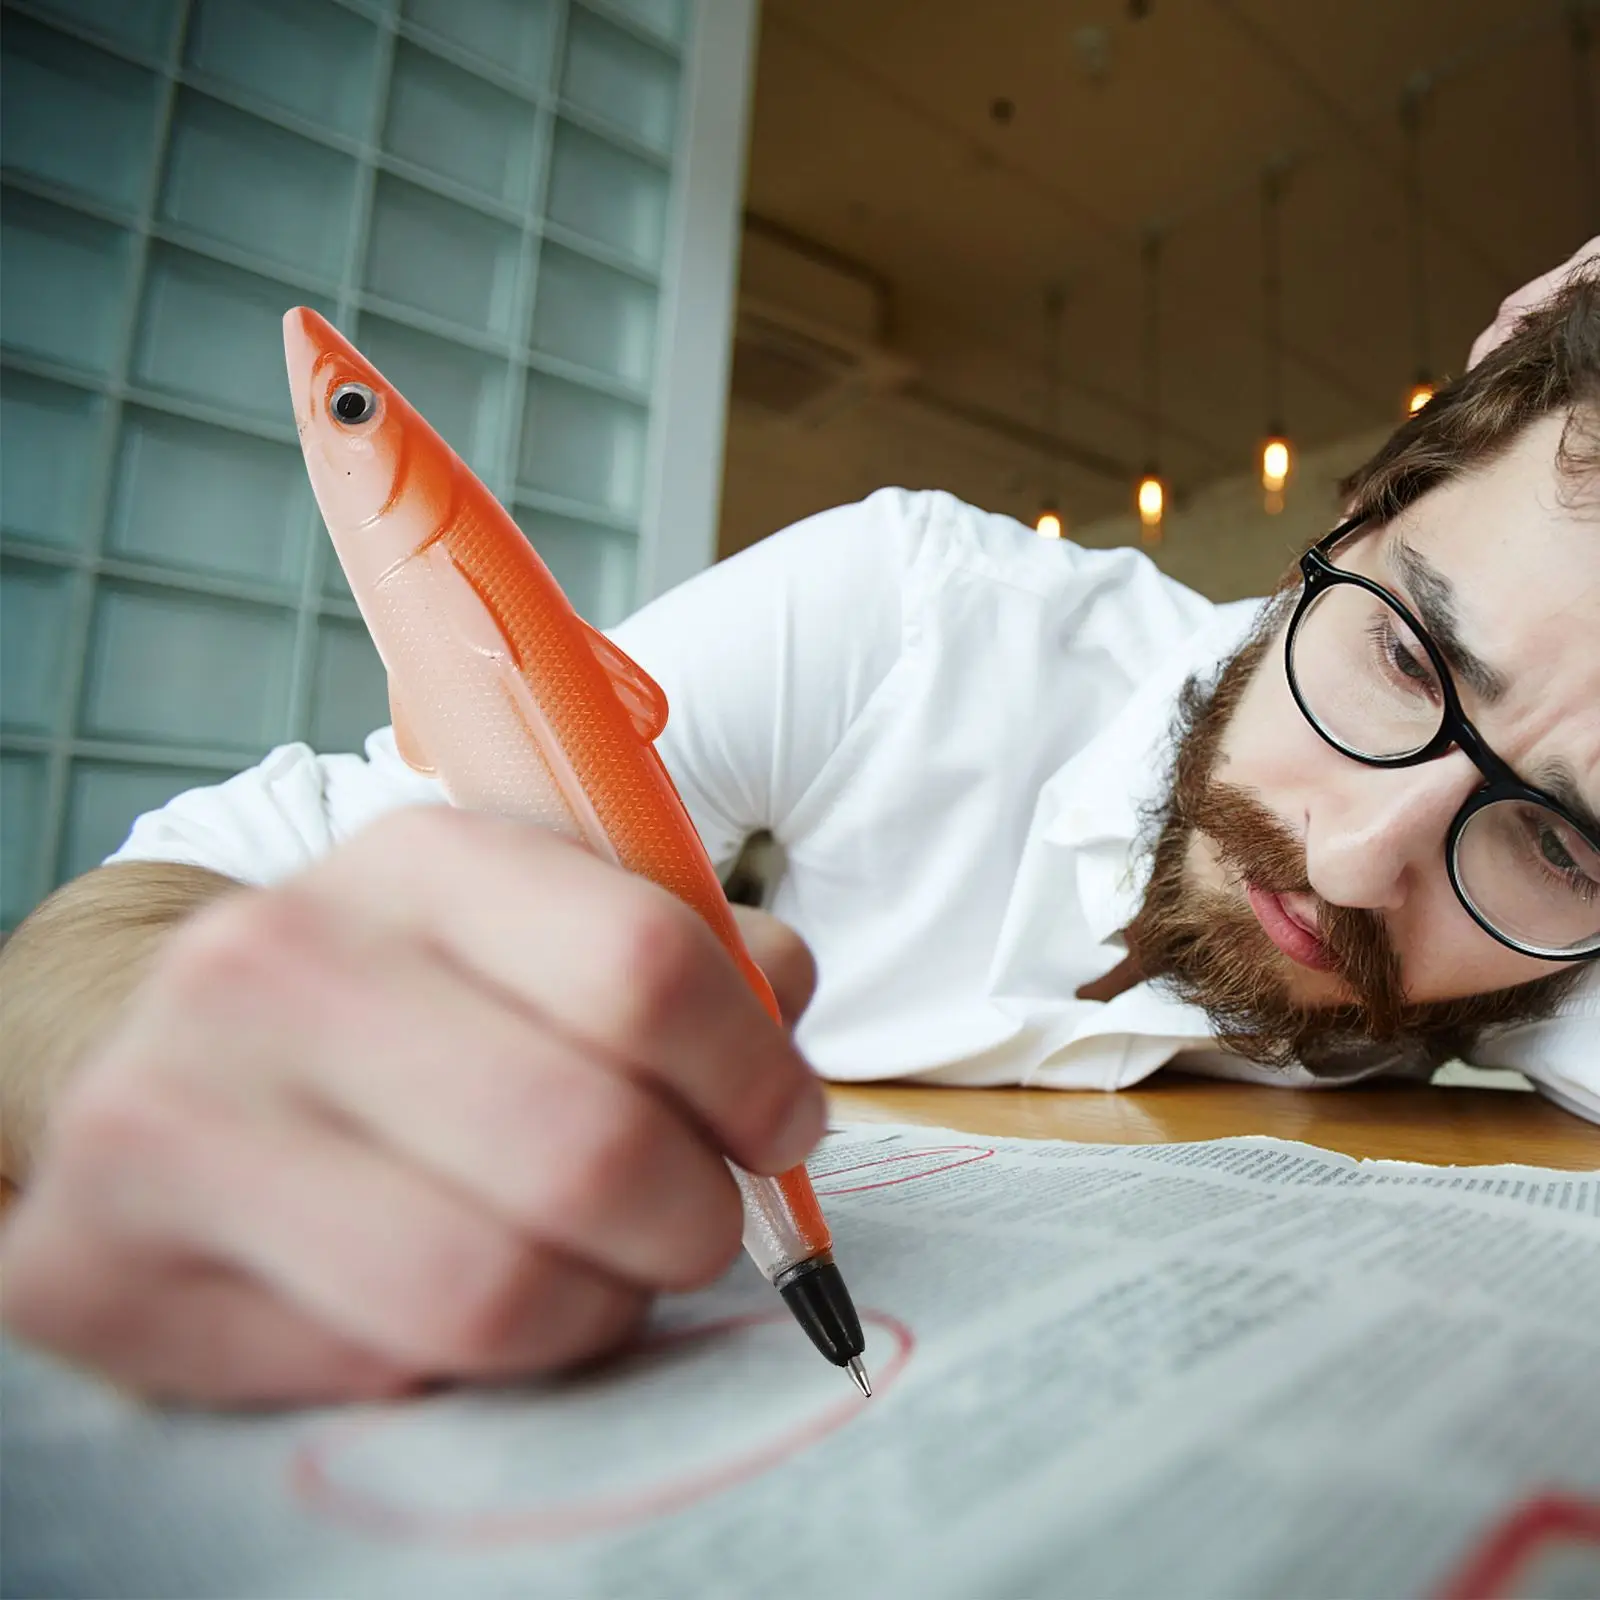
[
  {"xmin": 1, "ymin": 1082, "xmax": 1592, "ymax": 1225},
  {"xmin": 828, "ymin": 1073, "xmax": 1600, "ymax": 1171}
]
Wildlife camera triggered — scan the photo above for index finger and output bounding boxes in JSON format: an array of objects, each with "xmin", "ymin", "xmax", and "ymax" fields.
[{"xmin": 310, "ymin": 808, "xmax": 828, "ymax": 1177}]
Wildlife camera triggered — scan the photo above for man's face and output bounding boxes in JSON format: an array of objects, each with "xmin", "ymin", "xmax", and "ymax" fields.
[{"xmin": 1128, "ymin": 413, "xmax": 1600, "ymax": 1071}]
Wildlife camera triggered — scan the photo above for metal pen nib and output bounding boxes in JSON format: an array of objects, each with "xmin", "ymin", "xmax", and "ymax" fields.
[{"xmin": 847, "ymin": 1356, "xmax": 872, "ymax": 1398}]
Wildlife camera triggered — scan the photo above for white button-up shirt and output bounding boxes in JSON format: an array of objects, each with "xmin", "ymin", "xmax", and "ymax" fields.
[{"xmin": 109, "ymin": 490, "xmax": 1600, "ymax": 1121}]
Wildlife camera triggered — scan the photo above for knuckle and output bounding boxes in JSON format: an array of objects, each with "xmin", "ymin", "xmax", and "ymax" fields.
[
  {"xmin": 446, "ymin": 1057, "xmax": 643, "ymax": 1232},
  {"xmin": 157, "ymin": 899, "xmax": 255, "ymax": 997},
  {"xmin": 603, "ymin": 898, "xmax": 709, "ymax": 1042},
  {"xmin": 48, "ymin": 1067, "xmax": 193, "ymax": 1197},
  {"xmin": 157, "ymin": 887, "xmax": 368, "ymax": 1044},
  {"xmin": 52, "ymin": 1073, "xmax": 247, "ymax": 1247},
  {"xmin": 409, "ymin": 1234, "xmax": 542, "ymax": 1367},
  {"xmin": 490, "ymin": 1071, "xmax": 744, "ymax": 1292},
  {"xmin": 550, "ymin": 1093, "xmax": 663, "ymax": 1228},
  {"xmin": 159, "ymin": 890, "xmax": 315, "ymax": 1006},
  {"xmin": 461, "ymin": 1045, "xmax": 558, "ymax": 1155}
]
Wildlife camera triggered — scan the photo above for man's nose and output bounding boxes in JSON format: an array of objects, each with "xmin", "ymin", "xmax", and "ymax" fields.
[{"xmin": 1303, "ymin": 753, "xmax": 1480, "ymax": 912}]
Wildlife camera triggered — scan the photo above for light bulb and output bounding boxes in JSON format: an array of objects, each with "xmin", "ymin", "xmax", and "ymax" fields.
[
  {"xmin": 1407, "ymin": 381, "xmax": 1434, "ymax": 415},
  {"xmin": 1035, "ymin": 509, "xmax": 1064, "ymax": 539},
  {"xmin": 1137, "ymin": 474, "xmax": 1164, "ymax": 527},
  {"xmin": 1261, "ymin": 437, "xmax": 1291, "ymax": 491}
]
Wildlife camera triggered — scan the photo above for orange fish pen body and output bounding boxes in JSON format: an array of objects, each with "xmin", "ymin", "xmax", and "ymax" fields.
[
  {"xmin": 438, "ymin": 493, "xmax": 831, "ymax": 1247},
  {"xmin": 284, "ymin": 307, "xmax": 827, "ymax": 1253}
]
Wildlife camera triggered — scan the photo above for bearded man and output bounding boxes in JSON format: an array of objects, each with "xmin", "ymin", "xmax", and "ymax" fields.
[{"xmin": 2, "ymin": 248, "xmax": 1595, "ymax": 1406}]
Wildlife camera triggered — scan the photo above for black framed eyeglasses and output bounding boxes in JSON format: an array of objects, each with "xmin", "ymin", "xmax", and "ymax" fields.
[{"xmin": 1285, "ymin": 515, "xmax": 1600, "ymax": 961}]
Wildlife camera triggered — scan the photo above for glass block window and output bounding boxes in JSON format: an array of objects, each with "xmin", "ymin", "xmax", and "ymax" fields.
[{"xmin": 0, "ymin": 0, "xmax": 724, "ymax": 930}]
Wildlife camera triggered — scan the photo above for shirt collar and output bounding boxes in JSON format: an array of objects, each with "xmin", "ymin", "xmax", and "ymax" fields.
[{"xmin": 988, "ymin": 596, "xmax": 1265, "ymax": 1003}]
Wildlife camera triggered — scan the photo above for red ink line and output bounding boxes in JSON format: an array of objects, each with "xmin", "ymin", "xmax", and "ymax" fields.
[
  {"xmin": 1433, "ymin": 1491, "xmax": 1600, "ymax": 1600},
  {"xmin": 290, "ymin": 1309, "xmax": 915, "ymax": 1547},
  {"xmin": 813, "ymin": 1145, "xmax": 995, "ymax": 1196}
]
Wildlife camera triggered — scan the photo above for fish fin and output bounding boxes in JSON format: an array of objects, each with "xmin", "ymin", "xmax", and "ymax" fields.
[
  {"xmin": 578, "ymin": 619, "xmax": 669, "ymax": 742},
  {"xmin": 415, "ymin": 542, "xmax": 615, "ymax": 859},
  {"xmin": 388, "ymin": 682, "xmax": 437, "ymax": 776}
]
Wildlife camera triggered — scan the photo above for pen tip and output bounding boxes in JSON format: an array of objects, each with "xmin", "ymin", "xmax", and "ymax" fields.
[{"xmin": 847, "ymin": 1355, "xmax": 872, "ymax": 1398}]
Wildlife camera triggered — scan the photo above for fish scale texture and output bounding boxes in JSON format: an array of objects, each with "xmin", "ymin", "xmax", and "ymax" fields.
[
  {"xmin": 443, "ymin": 474, "xmax": 744, "ymax": 954},
  {"xmin": 444, "ymin": 485, "xmax": 819, "ymax": 1231}
]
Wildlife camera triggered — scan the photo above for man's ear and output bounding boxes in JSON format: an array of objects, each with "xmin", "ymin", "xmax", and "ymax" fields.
[{"xmin": 730, "ymin": 905, "xmax": 818, "ymax": 1030}]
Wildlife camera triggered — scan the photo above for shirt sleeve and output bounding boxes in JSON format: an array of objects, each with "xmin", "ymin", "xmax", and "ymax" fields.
[
  {"xmin": 105, "ymin": 729, "xmax": 447, "ymax": 887},
  {"xmin": 1462, "ymin": 972, "xmax": 1600, "ymax": 1126},
  {"xmin": 103, "ymin": 489, "xmax": 922, "ymax": 884}
]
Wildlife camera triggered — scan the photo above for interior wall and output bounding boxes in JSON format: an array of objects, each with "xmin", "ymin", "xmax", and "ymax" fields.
[
  {"xmin": 716, "ymin": 211, "xmax": 1171, "ymax": 564},
  {"xmin": 719, "ymin": 383, "xmax": 1088, "ymax": 560},
  {"xmin": 714, "ymin": 208, "xmax": 1423, "ymax": 601},
  {"xmin": 717, "ymin": 0, "xmax": 1593, "ymax": 610},
  {"xmin": 721, "ymin": 382, "xmax": 1393, "ymax": 604},
  {"xmin": 1068, "ymin": 423, "xmax": 1394, "ymax": 601}
]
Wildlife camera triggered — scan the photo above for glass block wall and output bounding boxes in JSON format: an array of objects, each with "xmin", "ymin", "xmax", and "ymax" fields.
[{"xmin": 0, "ymin": 0, "xmax": 733, "ymax": 930}]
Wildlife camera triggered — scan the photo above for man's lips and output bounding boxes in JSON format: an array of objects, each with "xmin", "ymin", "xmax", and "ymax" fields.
[{"xmin": 1245, "ymin": 885, "xmax": 1336, "ymax": 972}]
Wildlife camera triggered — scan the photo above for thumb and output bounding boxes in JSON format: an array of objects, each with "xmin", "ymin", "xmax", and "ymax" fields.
[{"xmin": 730, "ymin": 905, "xmax": 818, "ymax": 1029}]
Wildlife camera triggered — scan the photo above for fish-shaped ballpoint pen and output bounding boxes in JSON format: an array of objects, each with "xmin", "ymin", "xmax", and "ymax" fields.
[{"xmin": 282, "ymin": 307, "xmax": 869, "ymax": 1395}]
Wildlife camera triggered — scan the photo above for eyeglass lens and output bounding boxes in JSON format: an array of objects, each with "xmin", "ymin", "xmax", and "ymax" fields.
[{"xmin": 1289, "ymin": 581, "xmax": 1600, "ymax": 956}]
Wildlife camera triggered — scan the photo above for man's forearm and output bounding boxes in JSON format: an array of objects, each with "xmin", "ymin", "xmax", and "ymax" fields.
[{"xmin": 0, "ymin": 862, "xmax": 241, "ymax": 1184}]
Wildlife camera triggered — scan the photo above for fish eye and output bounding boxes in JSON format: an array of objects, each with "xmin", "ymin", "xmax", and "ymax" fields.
[{"xmin": 330, "ymin": 382, "xmax": 378, "ymax": 426}]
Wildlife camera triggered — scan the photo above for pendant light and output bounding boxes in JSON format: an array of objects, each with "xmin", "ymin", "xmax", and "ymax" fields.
[
  {"xmin": 1574, "ymin": 2, "xmax": 1599, "ymax": 232},
  {"xmin": 1401, "ymin": 75, "xmax": 1436, "ymax": 416},
  {"xmin": 1259, "ymin": 163, "xmax": 1291, "ymax": 513},
  {"xmin": 1035, "ymin": 286, "xmax": 1067, "ymax": 538},
  {"xmin": 1137, "ymin": 229, "xmax": 1166, "ymax": 542}
]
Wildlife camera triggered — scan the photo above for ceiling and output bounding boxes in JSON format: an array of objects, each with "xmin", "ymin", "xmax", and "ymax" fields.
[{"xmin": 729, "ymin": 0, "xmax": 1598, "ymax": 535}]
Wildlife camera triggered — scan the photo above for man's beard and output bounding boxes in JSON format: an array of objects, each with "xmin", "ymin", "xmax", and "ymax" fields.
[{"xmin": 1123, "ymin": 599, "xmax": 1582, "ymax": 1078}]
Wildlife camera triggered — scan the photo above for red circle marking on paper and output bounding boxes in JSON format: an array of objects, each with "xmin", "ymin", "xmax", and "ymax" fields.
[
  {"xmin": 813, "ymin": 1144, "xmax": 995, "ymax": 1196},
  {"xmin": 1432, "ymin": 1491, "xmax": 1600, "ymax": 1600},
  {"xmin": 290, "ymin": 1309, "xmax": 914, "ymax": 1546}
]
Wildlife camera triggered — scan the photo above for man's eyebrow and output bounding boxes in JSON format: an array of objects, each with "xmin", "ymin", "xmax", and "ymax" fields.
[
  {"xmin": 1533, "ymin": 759, "xmax": 1600, "ymax": 845},
  {"xmin": 1388, "ymin": 538, "xmax": 1510, "ymax": 704}
]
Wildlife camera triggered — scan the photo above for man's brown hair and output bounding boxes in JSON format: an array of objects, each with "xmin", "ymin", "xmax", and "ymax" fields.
[
  {"xmin": 1339, "ymin": 266, "xmax": 1600, "ymax": 525},
  {"xmin": 1124, "ymin": 264, "xmax": 1598, "ymax": 1076}
]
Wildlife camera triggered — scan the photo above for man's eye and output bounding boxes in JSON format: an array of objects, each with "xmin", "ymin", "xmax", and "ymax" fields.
[
  {"xmin": 1528, "ymin": 818, "xmax": 1600, "ymax": 904},
  {"xmin": 1367, "ymin": 616, "xmax": 1439, "ymax": 696},
  {"xmin": 1388, "ymin": 633, "xmax": 1431, "ymax": 683},
  {"xmin": 1540, "ymin": 828, "xmax": 1577, "ymax": 873}
]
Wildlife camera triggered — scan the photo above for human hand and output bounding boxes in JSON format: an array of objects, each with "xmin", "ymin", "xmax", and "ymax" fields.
[
  {"xmin": 0, "ymin": 807, "xmax": 825, "ymax": 1406},
  {"xmin": 1468, "ymin": 236, "xmax": 1599, "ymax": 367}
]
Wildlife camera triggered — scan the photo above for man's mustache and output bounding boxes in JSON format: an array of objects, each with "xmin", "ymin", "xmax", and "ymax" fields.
[
  {"xmin": 1127, "ymin": 621, "xmax": 1583, "ymax": 1076},
  {"xmin": 1185, "ymin": 780, "xmax": 1407, "ymax": 1034}
]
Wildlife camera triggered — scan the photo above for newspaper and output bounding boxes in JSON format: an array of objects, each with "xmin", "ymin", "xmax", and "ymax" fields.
[{"xmin": 4, "ymin": 1124, "xmax": 1598, "ymax": 1599}]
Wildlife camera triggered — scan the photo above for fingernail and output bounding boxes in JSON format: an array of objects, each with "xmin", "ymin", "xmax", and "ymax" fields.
[{"xmin": 771, "ymin": 1077, "xmax": 828, "ymax": 1171}]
